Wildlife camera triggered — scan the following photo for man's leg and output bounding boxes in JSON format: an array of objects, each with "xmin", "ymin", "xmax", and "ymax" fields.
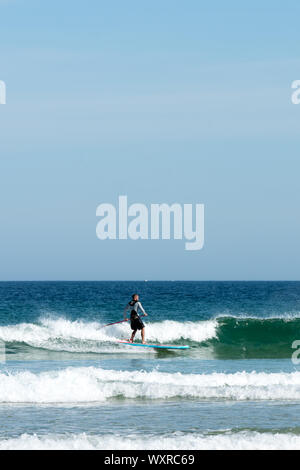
[
  {"xmin": 130, "ymin": 330, "xmax": 137, "ymax": 342},
  {"xmin": 141, "ymin": 327, "xmax": 146, "ymax": 344}
]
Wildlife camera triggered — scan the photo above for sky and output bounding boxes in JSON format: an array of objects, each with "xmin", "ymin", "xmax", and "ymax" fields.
[{"xmin": 0, "ymin": 0, "xmax": 300, "ymax": 280}]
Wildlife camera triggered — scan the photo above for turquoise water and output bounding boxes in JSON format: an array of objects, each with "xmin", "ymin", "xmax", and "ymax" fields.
[{"xmin": 0, "ymin": 281, "xmax": 300, "ymax": 449}]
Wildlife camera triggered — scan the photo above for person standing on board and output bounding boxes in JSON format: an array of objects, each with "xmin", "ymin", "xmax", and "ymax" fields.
[{"xmin": 124, "ymin": 294, "xmax": 148, "ymax": 344}]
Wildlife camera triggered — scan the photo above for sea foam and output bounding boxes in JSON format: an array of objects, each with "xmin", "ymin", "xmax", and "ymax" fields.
[
  {"xmin": 0, "ymin": 431, "xmax": 300, "ymax": 450},
  {"xmin": 0, "ymin": 317, "xmax": 217, "ymax": 352},
  {"xmin": 1, "ymin": 367, "xmax": 300, "ymax": 403}
]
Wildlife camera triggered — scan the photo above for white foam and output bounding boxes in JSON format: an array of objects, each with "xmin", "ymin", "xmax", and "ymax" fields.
[
  {"xmin": 0, "ymin": 318, "xmax": 112, "ymax": 349},
  {"xmin": 0, "ymin": 431, "xmax": 300, "ymax": 450},
  {"xmin": 1, "ymin": 367, "xmax": 300, "ymax": 403},
  {"xmin": 139, "ymin": 320, "xmax": 217, "ymax": 343},
  {"xmin": 0, "ymin": 317, "xmax": 217, "ymax": 353}
]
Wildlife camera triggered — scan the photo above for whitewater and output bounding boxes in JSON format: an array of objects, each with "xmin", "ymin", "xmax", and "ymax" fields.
[
  {"xmin": 0, "ymin": 317, "xmax": 217, "ymax": 349},
  {"xmin": 1, "ymin": 431, "xmax": 300, "ymax": 450},
  {"xmin": 0, "ymin": 314, "xmax": 299, "ymax": 358},
  {"xmin": 1, "ymin": 367, "xmax": 300, "ymax": 403}
]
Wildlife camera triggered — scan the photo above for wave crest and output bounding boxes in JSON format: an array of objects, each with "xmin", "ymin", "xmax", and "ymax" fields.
[
  {"xmin": 1, "ymin": 367, "xmax": 300, "ymax": 403},
  {"xmin": 0, "ymin": 315, "xmax": 299, "ymax": 358}
]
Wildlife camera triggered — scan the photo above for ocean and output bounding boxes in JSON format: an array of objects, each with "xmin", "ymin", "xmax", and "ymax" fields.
[{"xmin": 0, "ymin": 281, "xmax": 300, "ymax": 450}]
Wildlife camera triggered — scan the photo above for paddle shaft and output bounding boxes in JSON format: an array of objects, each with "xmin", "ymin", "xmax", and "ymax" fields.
[{"xmin": 102, "ymin": 314, "xmax": 146, "ymax": 328}]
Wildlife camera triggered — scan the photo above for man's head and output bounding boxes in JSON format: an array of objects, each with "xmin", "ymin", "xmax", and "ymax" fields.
[{"xmin": 132, "ymin": 294, "xmax": 139, "ymax": 301}]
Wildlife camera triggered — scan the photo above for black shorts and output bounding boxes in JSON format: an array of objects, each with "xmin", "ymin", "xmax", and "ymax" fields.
[{"xmin": 131, "ymin": 317, "xmax": 145, "ymax": 331}]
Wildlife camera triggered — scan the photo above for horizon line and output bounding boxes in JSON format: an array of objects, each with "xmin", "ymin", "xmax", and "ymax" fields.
[{"xmin": 0, "ymin": 280, "xmax": 299, "ymax": 283}]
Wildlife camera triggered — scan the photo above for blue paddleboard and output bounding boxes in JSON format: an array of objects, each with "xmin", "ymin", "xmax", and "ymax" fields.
[{"xmin": 118, "ymin": 340, "xmax": 189, "ymax": 350}]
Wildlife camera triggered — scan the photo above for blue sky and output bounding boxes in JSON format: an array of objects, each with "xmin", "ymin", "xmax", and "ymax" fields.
[{"xmin": 0, "ymin": 0, "xmax": 300, "ymax": 280}]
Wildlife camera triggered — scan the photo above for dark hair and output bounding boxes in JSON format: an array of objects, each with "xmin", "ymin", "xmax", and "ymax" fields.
[{"xmin": 132, "ymin": 293, "xmax": 138, "ymax": 299}]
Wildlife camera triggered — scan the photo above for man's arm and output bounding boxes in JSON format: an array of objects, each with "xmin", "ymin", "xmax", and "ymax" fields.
[{"xmin": 138, "ymin": 302, "xmax": 147, "ymax": 316}]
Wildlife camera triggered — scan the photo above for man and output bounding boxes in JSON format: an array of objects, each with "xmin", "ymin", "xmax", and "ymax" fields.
[{"xmin": 124, "ymin": 294, "xmax": 148, "ymax": 344}]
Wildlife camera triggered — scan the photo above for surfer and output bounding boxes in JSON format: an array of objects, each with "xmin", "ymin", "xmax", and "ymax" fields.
[{"xmin": 124, "ymin": 294, "xmax": 148, "ymax": 344}]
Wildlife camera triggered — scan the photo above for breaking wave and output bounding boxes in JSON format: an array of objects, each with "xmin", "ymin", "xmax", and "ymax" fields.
[
  {"xmin": 0, "ymin": 315, "xmax": 299, "ymax": 358},
  {"xmin": 0, "ymin": 367, "xmax": 300, "ymax": 404},
  {"xmin": 1, "ymin": 430, "xmax": 300, "ymax": 449}
]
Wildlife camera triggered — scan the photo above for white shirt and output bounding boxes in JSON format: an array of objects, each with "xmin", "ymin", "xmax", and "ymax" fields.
[{"xmin": 124, "ymin": 301, "xmax": 146, "ymax": 318}]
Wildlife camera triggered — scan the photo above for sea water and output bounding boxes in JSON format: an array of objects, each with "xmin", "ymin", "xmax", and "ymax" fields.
[{"xmin": 0, "ymin": 281, "xmax": 300, "ymax": 449}]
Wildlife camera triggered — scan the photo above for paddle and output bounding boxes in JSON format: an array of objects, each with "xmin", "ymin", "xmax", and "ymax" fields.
[{"xmin": 102, "ymin": 314, "xmax": 147, "ymax": 328}]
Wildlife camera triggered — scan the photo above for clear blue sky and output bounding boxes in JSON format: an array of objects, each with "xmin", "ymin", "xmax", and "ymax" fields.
[{"xmin": 0, "ymin": 0, "xmax": 300, "ymax": 280}]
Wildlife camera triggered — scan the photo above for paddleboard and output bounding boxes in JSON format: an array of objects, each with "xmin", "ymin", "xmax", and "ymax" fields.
[{"xmin": 118, "ymin": 340, "xmax": 189, "ymax": 350}]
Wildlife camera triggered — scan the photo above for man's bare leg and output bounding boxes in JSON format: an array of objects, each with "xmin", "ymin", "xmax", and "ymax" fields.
[
  {"xmin": 141, "ymin": 327, "xmax": 146, "ymax": 344},
  {"xmin": 130, "ymin": 330, "xmax": 137, "ymax": 343}
]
